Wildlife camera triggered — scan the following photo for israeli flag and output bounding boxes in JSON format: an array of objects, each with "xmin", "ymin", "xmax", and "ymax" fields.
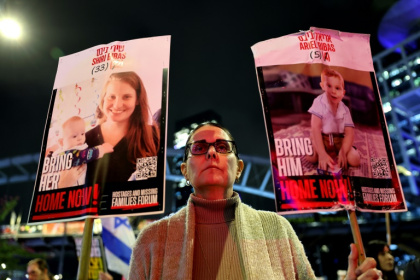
[{"xmin": 101, "ymin": 217, "xmax": 136, "ymax": 279}]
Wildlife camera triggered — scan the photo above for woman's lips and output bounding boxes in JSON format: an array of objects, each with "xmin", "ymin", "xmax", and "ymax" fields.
[{"xmin": 204, "ymin": 165, "xmax": 220, "ymax": 171}]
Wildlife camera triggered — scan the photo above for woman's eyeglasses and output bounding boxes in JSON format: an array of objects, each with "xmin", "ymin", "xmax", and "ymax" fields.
[{"xmin": 187, "ymin": 140, "xmax": 236, "ymax": 155}]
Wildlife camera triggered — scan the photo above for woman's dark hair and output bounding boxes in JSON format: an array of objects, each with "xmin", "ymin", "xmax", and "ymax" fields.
[
  {"xmin": 366, "ymin": 240, "xmax": 390, "ymax": 270},
  {"xmin": 182, "ymin": 121, "xmax": 239, "ymax": 162},
  {"xmin": 365, "ymin": 240, "xmax": 389, "ymax": 261},
  {"xmin": 365, "ymin": 240, "xmax": 399, "ymax": 280}
]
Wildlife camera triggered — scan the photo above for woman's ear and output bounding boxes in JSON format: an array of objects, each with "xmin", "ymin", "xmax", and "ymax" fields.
[
  {"xmin": 180, "ymin": 162, "xmax": 187, "ymax": 179},
  {"xmin": 237, "ymin": 159, "xmax": 244, "ymax": 178}
]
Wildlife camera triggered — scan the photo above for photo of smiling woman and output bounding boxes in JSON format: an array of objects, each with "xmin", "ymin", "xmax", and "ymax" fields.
[
  {"xmin": 87, "ymin": 71, "xmax": 160, "ymax": 183},
  {"xmin": 58, "ymin": 71, "xmax": 160, "ymax": 188}
]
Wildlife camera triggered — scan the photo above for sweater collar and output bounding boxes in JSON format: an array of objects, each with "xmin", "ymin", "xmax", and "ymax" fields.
[{"xmin": 190, "ymin": 192, "xmax": 239, "ymax": 224}]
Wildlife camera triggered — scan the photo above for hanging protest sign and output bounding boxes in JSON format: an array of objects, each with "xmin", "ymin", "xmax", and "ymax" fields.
[
  {"xmin": 251, "ymin": 27, "xmax": 406, "ymax": 215},
  {"xmin": 28, "ymin": 36, "xmax": 170, "ymax": 224}
]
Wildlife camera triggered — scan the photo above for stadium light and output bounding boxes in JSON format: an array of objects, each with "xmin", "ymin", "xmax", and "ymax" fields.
[{"xmin": 0, "ymin": 18, "xmax": 21, "ymax": 39}]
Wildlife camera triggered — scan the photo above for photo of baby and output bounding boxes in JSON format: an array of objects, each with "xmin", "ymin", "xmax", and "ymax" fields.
[
  {"xmin": 262, "ymin": 63, "xmax": 391, "ymax": 179},
  {"xmin": 47, "ymin": 116, "xmax": 113, "ymax": 188},
  {"xmin": 306, "ymin": 68, "xmax": 361, "ymax": 174}
]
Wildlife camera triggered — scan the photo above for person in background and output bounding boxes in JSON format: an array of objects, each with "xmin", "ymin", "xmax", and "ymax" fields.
[
  {"xmin": 26, "ymin": 258, "xmax": 53, "ymax": 280},
  {"xmin": 366, "ymin": 240, "xmax": 403, "ymax": 280},
  {"xmin": 128, "ymin": 121, "xmax": 382, "ymax": 280},
  {"xmin": 404, "ymin": 257, "xmax": 420, "ymax": 280}
]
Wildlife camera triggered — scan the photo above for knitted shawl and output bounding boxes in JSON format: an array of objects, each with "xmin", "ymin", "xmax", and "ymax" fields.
[{"xmin": 128, "ymin": 194, "xmax": 316, "ymax": 280}]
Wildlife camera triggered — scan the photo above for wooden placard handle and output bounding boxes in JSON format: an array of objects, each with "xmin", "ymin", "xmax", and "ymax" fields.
[
  {"xmin": 77, "ymin": 218, "xmax": 94, "ymax": 280},
  {"xmin": 347, "ymin": 210, "xmax": 366, "ymax": 264}
]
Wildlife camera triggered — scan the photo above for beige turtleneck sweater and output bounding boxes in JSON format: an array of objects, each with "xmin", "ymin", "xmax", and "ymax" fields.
[
  {"xmin": 128, "ymin": 191, "xmax": 316, "ymax": 280},
  {"xmin": 191, "ymin": 193, "xmax": 243, "ymax": 279}
]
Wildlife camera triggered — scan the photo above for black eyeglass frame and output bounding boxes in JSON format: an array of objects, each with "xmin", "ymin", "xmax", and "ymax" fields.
[{"xmin": 183, "ymin": 140, "xmax": 238, "ymax": 161}]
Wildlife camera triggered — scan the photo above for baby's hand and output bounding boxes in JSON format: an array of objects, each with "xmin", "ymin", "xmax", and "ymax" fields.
[
  {"xmin": 338, "ymin": 149, "xmax": 348, "ymax": 170},
  {"xmin": 45, "ymin": 144, "xmax": 60, "ymax": 156},
  {"xmin": 98, "ymin": 143, "xmax": 114, "ymax": 158},
  {"xmin": 318, "ymin": 153, "xmax": 335, "ymax": 171}
]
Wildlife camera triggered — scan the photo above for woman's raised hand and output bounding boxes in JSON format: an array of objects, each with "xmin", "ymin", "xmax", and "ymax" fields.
[{"xmin": 345, "ymin": 243, "xmax": 383, "ymax": 280}]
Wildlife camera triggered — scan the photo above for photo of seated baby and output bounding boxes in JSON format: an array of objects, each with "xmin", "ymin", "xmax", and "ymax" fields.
[
  {"xmin": 306, "ymin": 67, "xmax": 361, "ymax": 174},
  {"xmin": 48, "ymin": 116, "xmax": 113, "ymax": 188}
]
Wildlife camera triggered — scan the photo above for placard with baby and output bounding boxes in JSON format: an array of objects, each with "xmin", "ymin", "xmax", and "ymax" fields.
[
  {"xmin": 252, "ymin": 27, "xmax": 406, "ymax": 214},
  {"xmin": 28, "ymin": 36, "xmax": 170, "ymax": 224}
]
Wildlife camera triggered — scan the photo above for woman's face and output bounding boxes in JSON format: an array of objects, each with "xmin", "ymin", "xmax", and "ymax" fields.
[
  {"xmin": 181, "ymin": 125, "xmax": 243, "ymax": 198},
  {"xmin": 377, "ymin": 246, "xmax": 394, "ymax": 272},
  {"xmin": 103, "ymin": 79, "xmax": 138, "ymax": 124}
]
